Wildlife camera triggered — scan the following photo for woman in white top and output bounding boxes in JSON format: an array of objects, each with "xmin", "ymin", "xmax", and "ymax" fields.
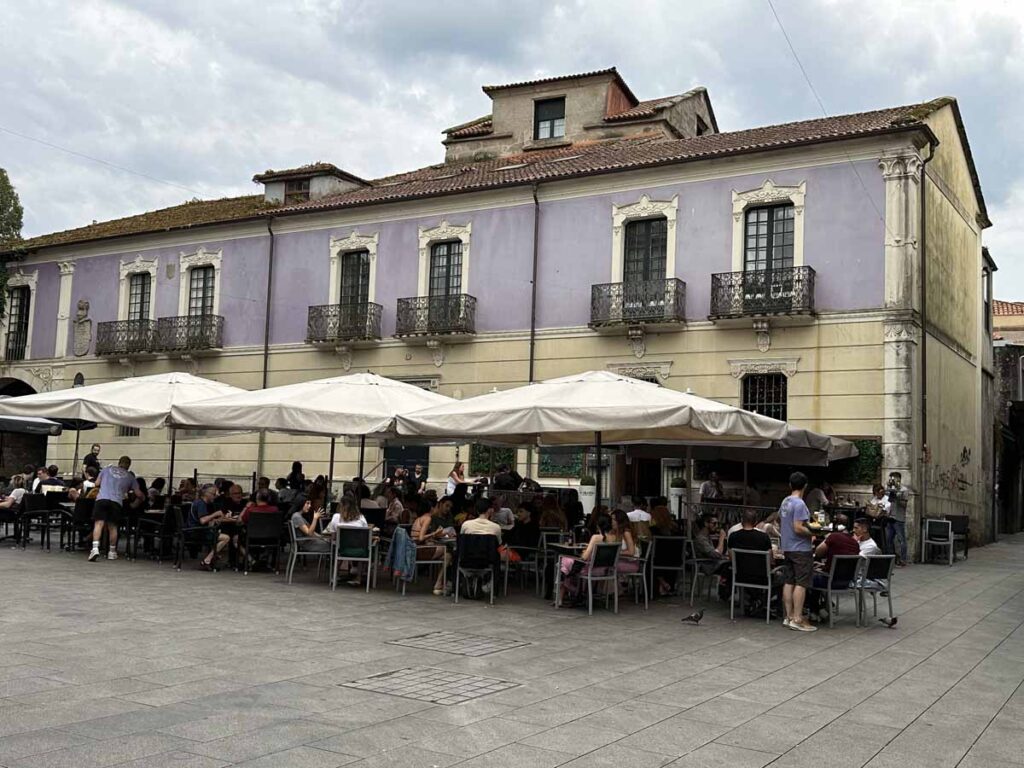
[
  {"xmin": 446, "ymin": 462, "xmax": 465, "ymax": 497},
  {"xmin": 0, "ymin": 474, "xmax": 26, "ymax": 509},
  {"xmin": 329, "ymin": 497, "xmax": 373, "ymax": 587}
]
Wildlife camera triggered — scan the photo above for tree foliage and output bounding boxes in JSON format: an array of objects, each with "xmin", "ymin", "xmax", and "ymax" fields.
[{"xmin": 0, "ymin": 168, "xmax": 23, "ymax": 245}]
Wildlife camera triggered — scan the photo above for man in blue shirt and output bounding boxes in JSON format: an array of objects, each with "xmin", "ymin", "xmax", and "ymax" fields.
[
  {"xmin": 779, "ymin": 471, "xmax": 816, "ymax": 632},
  {"xmin": 89, "ymin": 455, "xmax": 144, "ymax": 562}
]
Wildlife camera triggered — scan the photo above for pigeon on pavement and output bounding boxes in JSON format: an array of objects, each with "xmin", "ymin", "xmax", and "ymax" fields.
[
  {"xmin": 879, "ymin": 617, "xmax": 898, "ymax": 628},
  {"xmin": 681, "ymin": 609, "xmax": 704, "ymax": 625}
]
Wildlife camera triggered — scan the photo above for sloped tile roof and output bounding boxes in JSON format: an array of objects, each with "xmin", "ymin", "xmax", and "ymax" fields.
[
  {"xmin": 5, "ymin": 100, "xmax": 951, "ymax": 255},
  {"xmin": 252, "ymin": 162, "xmax": 367, "ymax": 185},
  {"xmin": 994, "ymin": 300, "xmax": 1024, "ymax": 317},
  {"xmin": 444, "ymin": 117, "xmax": 494, "ymax": 139},
  {"xmin": 482, "ymin": 67, "xmax": 637, "ymax": 103}
]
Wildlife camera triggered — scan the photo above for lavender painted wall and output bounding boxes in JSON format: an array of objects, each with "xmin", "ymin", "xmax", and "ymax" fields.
[
  {"xmin": 27, "ymin": 157, "xmax": 887, "ymax": 355},
  {"xmin": 535, "ymin": 159, "xmax": 886, "ymax": 328},
  {"xmin": 30, "ymin": 262, "xmax": 59, "ymax": 359}
]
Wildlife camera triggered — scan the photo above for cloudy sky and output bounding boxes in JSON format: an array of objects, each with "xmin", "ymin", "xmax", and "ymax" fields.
[{"xmin": 2, "ymin": 0, "xmax": 1022, "ymax": 295}]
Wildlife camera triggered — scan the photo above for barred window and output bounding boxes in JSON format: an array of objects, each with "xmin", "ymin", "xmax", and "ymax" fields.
[
  {"xmin": 284, "ymin": 179, "xmax": 310, "ymax": 204},
  {"xmin": 340, "ymin": 250, "xmax": 370, "ymax": 305},
  {"xmin": 188, "ymin": 266, "xmax": 215, "ymax": 317},
  {"xmin": 5, "ymin": 286, "xmax": 30, "ymax": 361},
  {"xmin": 744, "ymin": 204, "xmax": 794, "ymax": 272},
  {"xmin": 623, "ymin": 218, "xmax": 667, "ymax": 284},
  {"xmin": 742, "ymin": 373, "xmax": 787, "ymax": 422},
  {"xmin": 117, "ymin": 425, "xmax": 141, "ymax": 437},
  {"xmin": 429, "ymin": 241, "xmax": 462, "ymax": 297},
  {"xmin": 127, "ymin": 273, "xmax": 151, "ymax": 321}
]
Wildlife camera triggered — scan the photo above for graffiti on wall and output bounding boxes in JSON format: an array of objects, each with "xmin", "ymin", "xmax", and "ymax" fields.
[{"xmin": 930, "ymin": 446, "xmax": 974, "ymax": 494}]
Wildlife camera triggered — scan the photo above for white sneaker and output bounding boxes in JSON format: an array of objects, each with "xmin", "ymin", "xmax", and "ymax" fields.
[
  {"xmin": 107, "ymin": 552, "xmax": 118, "ymax": 561},
  {"xmin": 789, "ymin": 620, "xmax": 818, "ymax": 633},
  {"xmin": 88, "ymin": 548, "xmax": 100, "ymax": 562},
  {"xmin": 782, "ymin": 617, "xmax": 792, "ymax": 629}
]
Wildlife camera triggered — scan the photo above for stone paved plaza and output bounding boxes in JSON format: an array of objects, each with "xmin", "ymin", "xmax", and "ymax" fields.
[{"xmin": 2, "ymin": 537, "xmax": 1024, "ymax": 768}]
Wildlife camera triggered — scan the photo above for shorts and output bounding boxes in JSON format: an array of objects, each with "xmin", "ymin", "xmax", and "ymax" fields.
[
  {"xmin": 784, "ymin": 551, "xmax": 814, "ymax": 588},
  {"xmin": 92, "ymin": 499, "xmax": 123, "ymax": 524}
]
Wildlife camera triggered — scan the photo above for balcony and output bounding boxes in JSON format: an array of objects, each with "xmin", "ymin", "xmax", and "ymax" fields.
[
  {"xmin": 590, "ymin": 278, "xmax": 686, "ymax": 329},
  {"xmin": 156, "ymin": 315, "xmax": 224, "ymax": 353},
  {"xmin": 96, "ymin": 319, "xmax": 157, "ymax": 357},
  {"xmin": 306, "ymin": 302, "xmax": 382, "ymax": 344},
  {"xmin": 709, "ymin": 266, "xmax": 816, "ymax": 320},
  {"xmin": 395, "ymin": 294, "xmax": 477, "ymax": 338}
]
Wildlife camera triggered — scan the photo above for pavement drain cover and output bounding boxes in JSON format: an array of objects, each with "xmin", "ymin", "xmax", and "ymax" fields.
[
  {"xmin": 340, "ymin": 667, "xmax": 519, "ymax": 705},
  {"xmin": 387, "ymin": 630, "xmax": 529, "ymax": 657}
]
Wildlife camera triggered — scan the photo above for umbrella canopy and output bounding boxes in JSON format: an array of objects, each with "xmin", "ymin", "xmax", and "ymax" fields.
[
  {"xmin": 627, "ymin": 428, "xmax": 859, "ymax": 467},
  {"xmin": 169, "ymin": 372, "xmax": 454, "ymax": 437},
  {"xmin": 0, "ymin": 414, "xmax": 64, "ymax": 436},
  {"xmin": 397, "ymin": 370, "xmax": 789, "ymax": 445},
  {"xmin": 0, "ymin": 372, "xmax": 245, "ymax": 429}
]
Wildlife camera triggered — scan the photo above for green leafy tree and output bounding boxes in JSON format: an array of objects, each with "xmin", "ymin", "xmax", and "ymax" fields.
[{"xmin": 0, "ymin": 168, "xmax": 22, "ymax": 319}]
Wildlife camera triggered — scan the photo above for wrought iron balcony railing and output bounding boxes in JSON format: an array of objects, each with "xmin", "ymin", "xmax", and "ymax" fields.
[
  {"xmin": 590, "ymin": 278, "xmax": 686, "ymax": 328},
  {"xmin": 155, "ymin": 314, "xmax": 224, "ymax": 352},
  {"xmin": 96, "ymin": 319, "xmax": 157, "ymax": 356},
  {"xmin": 306, "ymin": 302, "xmax": 383, "ymax": 344},
  {"xmin": 395, "ymin": 294, "xmax": 477, "ymax": 337},
  {"xmin": 709, "ymin": 266, "xmax": 816, "ymax": 319}
]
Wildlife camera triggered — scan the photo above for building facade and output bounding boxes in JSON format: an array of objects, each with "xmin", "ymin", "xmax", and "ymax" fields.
[{"xmin": 0, "ymin": 68, "xmax": 994, "ymax": 549}]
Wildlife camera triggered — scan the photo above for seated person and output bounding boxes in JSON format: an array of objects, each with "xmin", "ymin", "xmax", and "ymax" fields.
[
  {"xmin": 0, "ymin": 474, "xmax": 27, "ymax": 509},
  {"xmin": 650, "ymin": 503, "xmax": 679, "ymax": 537},
  {"xmin": 538, "ymin": 496, "xmax": 568, "ymax": 530},
  {"xmin": 461, "ymin": 497, "xmax": 502, "ymax": 542},
  {"xmin": 189, "ymin": 483, "xmax": 230, "ymax": 571},
  {"xmin": 557, "ymin": 510, "xmax": 636, "ymax": 605},
  {"xmin": 693, "ymin": 512, "xmax": 729, "ymax": 575},
  {"xmin": 241, "ymin": 488, "xmax": 279, "ymax": 523},
  {"xmin": 490, "ymin": 496, "xmax": 515, "ymax": 529},
  {"xmin": 808, "ymin": 513, "xmax": 860, "ymax": 621},
  {"xmin": 177, "ymin": 477, "xmax": 197, "ymax": 503},
  {"xmin": 757, "ymin": 510, "xmax": 781, "ymax": 539},
  {"xmin": 288, "ymin": 497, "xmax": 330, "ymax": 553},
  {"xmin": 727, "ymin": 508, "xmax": 774, "ymax": 613},
  {"xmin": 866, "ymin": 484, "xmax": 891, "ymax": 518},
  {"xmin": 854, "ymin": 517, "xmax": 882, "ymax": 556},
  {"xmin": 384, "ymin": 487, "xmax": 406, "ymax": 526},
  {"xmin": 330, "ymin": 497, "xmax": 375, "ymax": 587},
  {"xmin": 252, "ymin": 476, "xmax": 278, "ymax": 507},
  {"xmin": 82, "ymin": 466, "xmax": 99, "ymax": 493},
  {"xmin": 276, "ymin": 477, "xmax": 296, "ymax": 506},
  {"xmin": 38, "ymin": 465, "xmax": 65, "ymax": 491},
  {"xmin": 413, "ymin": 495, "xmax": 453, "ymax": 595},
  {"xmin": 147, "ymin": 477, "xmax": 165, "ymax": 505}
]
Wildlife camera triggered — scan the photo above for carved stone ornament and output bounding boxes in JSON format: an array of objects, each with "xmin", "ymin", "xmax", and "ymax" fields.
[
  {"xmin": 179, "ymin": 354, "xmax": 200, "ymax": 376},
  {"xmin": 883, "ymin": 320, "xmax": 919, "ymax": 343},
  {"xmin": 116, "ymin": 357, "xmax": 136, "ymax": 377},
  {"xmin": 878, "ymin": 154, "xmax": 924, "ymax": 181},
  {"xmin": 728, "ymin": 356, "xmax": 800, "ymax": 379},
  {"xmin": 26, "ymin": 366, "xmax": 55, "ymax": 392},
  {"xmin": 607, "ymin": 360, "xmax": 672, "ymax": 383},
  {"xmin": 753, "ymin": 319, "xmax": 771, "ymax": 353},
  {"xmin": 73, "ymin": 300, "xmax": 92, "ymax": 357},
  {"xmin": 426, "ymin": 339, "xmax": 445, "ymax": 368},
  {"xmin": 335, "ymin": 344, "xmax": 353, "ymax": 372},
  {"xmin": 627, "ymin": 326, "xmax": 646, "ymax": 359},
  {"xmin": 732, "ymin": 180, "xmax": 806, "ymax": 223}
]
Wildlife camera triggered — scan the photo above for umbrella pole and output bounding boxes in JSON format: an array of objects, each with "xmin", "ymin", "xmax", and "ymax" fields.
[
  {"xmin": 685, "ymin": 445, "xmax": 693, "ymax": 525},
  {"xmin": 743, "ymin": 460, "xmax": 749, "ymax": 506},
  {"xmin": 357, "ymin": 434, "xmax": 366, "ymax": 479},
  {"xmin": 327, "ymin": 437, "xmax": 336, "ymax": 502},
  {"xmin": 72, "ymin": 429, "xmax": 81, "ymax": 477},
  {"xmin": 594, "ymin": 431, "xmax": 603, "ymax": 511},
  {"xmin": 167, "ymin": 428, "xmax": 177, "ymax": 507}
]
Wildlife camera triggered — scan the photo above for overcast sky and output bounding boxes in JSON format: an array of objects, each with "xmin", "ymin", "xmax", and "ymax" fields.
[{"xmin": 2, "ymin": 0, "xmax": 1021, "ymax": 295}]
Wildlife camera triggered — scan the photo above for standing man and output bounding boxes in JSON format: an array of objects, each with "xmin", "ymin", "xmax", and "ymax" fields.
[
  {"xmin": 779, "ymin": 471, "xmax": 817, "ymax": 632},
  {"xmin": 885, "ymin": 472, "xmax": 910, "ymax": 567},
  {"xmin": 83, "ymin": 443, "xmax": 101, "ymax": 474},
  {"xmin": 89, "ymin": 455, "xmax": 143, "ymax": 562},
  {"xmin": 699, "ymin": 471, "xmax": 723, "ymax": 503}
]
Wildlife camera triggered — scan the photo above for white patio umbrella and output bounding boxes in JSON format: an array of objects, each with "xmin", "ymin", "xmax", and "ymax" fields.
[
  {"xmin": 0, "ymin": 371, "xmax": 246, "ymax": 491},
  {"xmin": 397, "ymin": 370, "xmax": 790, "ymax": 507},
  {"xmin": 169, "ymin": 372, "xmax": 454, "ymax": 480}
]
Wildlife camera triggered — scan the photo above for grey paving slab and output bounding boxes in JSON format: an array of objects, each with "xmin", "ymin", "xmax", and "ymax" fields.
[{"xmin": 5, "ymin": 533, "xmax": 1024, "ymax": 767}]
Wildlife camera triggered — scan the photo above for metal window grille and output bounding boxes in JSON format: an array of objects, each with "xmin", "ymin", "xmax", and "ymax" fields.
[
  {"xmin": 188, "ymin": 265, "xmax": 215, "ymax": 317},
  {"xmin": 284, "ymin": 179, "xmax": 310, "ymax": 204},
  {"xmin": 623, "ymin": 218, "xmax": 667, "ymax": 283},
  {"xmin": 340, "ymin": 250, "xmax": 370, "ymax": 305},
  {"xmin": 117, "ymin": 425, "xmax": 141, "ymax": 437},
  {"xmin": 429, "ymin": 241, "xmax": 462, "ymax": 298},
  {"xmin": 744, "ymin": 204, "xmax": 794, "ymax": 272},
  {"xmin": 742, "ymin": 373, "xmax": 787, "ymax": 422},
  {"xmin": 534, "ymin": 98, "xmax": 566, "ymax": 140},
  {"xmin": 4, "ymin": 286, "xmax": 30, "ymax": 361},
  {"xmin": 127, "ymin": 273, "xmax": 151, "ymax": 321}
]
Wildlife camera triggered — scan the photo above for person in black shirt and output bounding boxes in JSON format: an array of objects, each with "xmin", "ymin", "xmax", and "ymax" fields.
[
  {"xmin": 287, "ymin": 461, "xmax": 304, "ymax": 491},
  {"xmin": 83, "ymin": 444, "xmax": 101, "ymax": 473},
  {"xmin": 727, "ymin": 508, "xmax": 774, "ymax": 615}
]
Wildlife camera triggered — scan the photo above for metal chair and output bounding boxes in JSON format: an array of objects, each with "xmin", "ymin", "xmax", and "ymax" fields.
[
  {"xmin": 622, "ymin": 539, "xmax": 649, "ymax": 610},
  {"xmin": 813, "ymin": 555, "xmax": 864, "ymax": 627},
  {"xmin": 729, "ymin": 548, "xmax": 774, "ymax": 624},
  {"xmin": 946, "ymin": 515, "xmax": 970, "ymax": 561},
  {"xmin": 171, "ymin": 505, "xmax": 221, "ymax": 571},
  {"xmin": 285, "ymin": 517, "xmax": 331, "ymax": 584},
  {"xmin": 332, "ymin": 527, "xmax": 378, "ymax": 592},
  {"xmin": 555, "ymin": 542, "xmax": 622, "ymax": 615},
  {"xmin": 921, "ymin": 518, "xmax": 954, "ymax": 566},
  {"xmin": 685, "ymin": 539, "xmax": 719, "ymax": 606},
  {"xmin": 858, "ymin": 554, "xmax": 896, "ymax": 622},
  {"xmin": 454, "ymin": 533, "xmax": 502, "ymax": 605},
  {"xmin": 242, "ymin": 510, "xmax": 286, "ymax": 574},
  {"xmin": 19, "ymin": 493, "xmax": 51, "ymax": 549},
  {"xmin": 63, "ymin": 498, "xmax": 94, "ymax": 552},
  {"xmin": 649, "ymin": 535, "xmax": 687, "ymax": 598}
]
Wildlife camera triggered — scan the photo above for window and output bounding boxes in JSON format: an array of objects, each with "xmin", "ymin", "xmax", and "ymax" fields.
[
  {"xmin": 696, "ymin": 115, "xmax": 709, "ymax": 136},
  {"xmin": 623, "ymin": 219, "xmax": 667, "ymax": 284},
  {"xmin": 429, "ymin": 241, "xmax": 462, "ymax": 298},
  {"xmin": 983, "ymin": 268, "xmax": 992, "ymax": 333},
  {"xmin": 744, "ymin": 204, "xmax": 795, "ymax": 273},
  {"xmin": 742, "ymin": 373, "xmax": 787, "ymax": 422},
  {"xmin": 340, "ymin": 250, "xmax": 371, "ymax": 306},
  {"xmin": 127, "ymin": 273, "xmax": 151, "ymax": 322},
  {"xmin": 534, "ymin": 97, "xmax": 565, "ymax": 140},
  {"xmin": 188, "ymin": 266, "xmax": 215, "ymax": 317},
  {"xmin": 116, "ymin": 425, "xmax": 141, "ymax": 437},
  {"xmin": 5, "ymin": 286, "xmax": 30, "ymax": 361},
  {"xmin": 284, "ymin": 179, "xmax": 310, "ymax": 204}
]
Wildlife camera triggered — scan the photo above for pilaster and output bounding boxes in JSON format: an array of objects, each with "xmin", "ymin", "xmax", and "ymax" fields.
[{"xmin": 54, "ymin": 261, "xmax": 75, "ymax": 358}]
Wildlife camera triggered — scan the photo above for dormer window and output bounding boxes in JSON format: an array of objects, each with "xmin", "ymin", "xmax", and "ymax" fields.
[
  {"xmin": 696, "ymin": 116, "xmax": 709, "ymax": 136},
  {"xmin": 284, "ymin": 179, "xmax": 310, "ymax": 204},
  {"xmin": 534, "ymin": 98, "xmax": 566, "ymax": 140}
]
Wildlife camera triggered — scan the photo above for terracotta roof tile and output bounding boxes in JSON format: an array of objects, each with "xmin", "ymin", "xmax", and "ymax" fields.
[
  {"xmin": 252, "ymin": 162, "xmax": 367, "ymax": 185},
  {"xmin": 444, "ymin": 117, "xmax": 493, "ymax": 139},
  {"xmin": 483, "ymin": 67, "xmax": 620, "ymax": 93},
  {"xmin": 994, "ymin": 300, "xmax": 1024, "ymax": 316},
  {"xmin": 6, "ymin": 101, "xmax": 944, "ymax": 254}
]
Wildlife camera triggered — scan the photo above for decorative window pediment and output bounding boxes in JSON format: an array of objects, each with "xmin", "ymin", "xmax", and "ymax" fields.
[
  {"xmin": 607, "ymin": 360, "xmax": 672, "ymax": 383},
  {"xmin": 731, "ymin": 180, "xmax": 806, "ymax": 271},
  {"xmin": 177, "ymin": 246, "xmax": 222, "ymax": 316},
  {"xmin": 118, "ymin": 255, "xmax": 159, "ymax": 321},
  {"xmin": 417, "ymin": 220, "xmax": 471, "ymax": 297},
  {"xmin": 329, "ymin": 231, "xmax": 379, "ymax": 305},
  {"xmin": 728, "ymin": 356, "xmax": 800, "ymax": 379}
]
